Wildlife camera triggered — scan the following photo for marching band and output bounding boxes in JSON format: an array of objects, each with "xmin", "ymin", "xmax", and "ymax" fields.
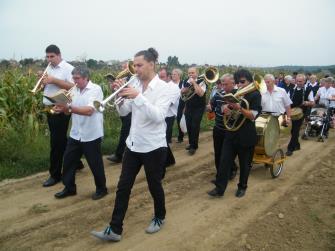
[{"xmin": 36, "ymin": 44, "xmax": 335, "ymax": 242}]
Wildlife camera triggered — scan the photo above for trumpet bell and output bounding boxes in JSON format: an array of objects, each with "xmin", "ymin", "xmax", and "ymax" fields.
[{"xmin": 115, "ymin": 61, "xmax": 135, "ymax": 80}]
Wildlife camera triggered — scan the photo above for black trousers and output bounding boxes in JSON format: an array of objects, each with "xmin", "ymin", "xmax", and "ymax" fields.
[
  {"xmin": 176, "ymin": 99, "xmax": 185, "ymax": 141},
  {"xmin": 62, "ymin": 137, "xmax": 107, "ymax": 193},
  {"xmin": 47, "ymin": 113, "xmax": 70, "ymax": 180},
  {"xmin": 110, "ymin": 147, "xmax": 167, "ymax": 235},
  {"xmin": 213, "ymin": 126, "xmax": 237, "ymax": 180},
  {"xmin": 216, "ymin": 137, "xmax": 254, "ymax": 193},
  {"xmin": 165, "ymin": 116, "xmax": 175, "ymax": 144},
  {"xmin": 185, "ymin": 106, "xmax": 205, "ymax": 149},
  {"xmin": 114, "ymin": 113, "xmax": 131, "ymax": 158},
  {"xmin": 287, "ymin": 118, "xmax": 304, "ymax": 151}
]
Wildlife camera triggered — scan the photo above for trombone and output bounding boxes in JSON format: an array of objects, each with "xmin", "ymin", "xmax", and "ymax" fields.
[{"xmin": 30, "ymin": 62, "xmax": 51, "ymax": 94}]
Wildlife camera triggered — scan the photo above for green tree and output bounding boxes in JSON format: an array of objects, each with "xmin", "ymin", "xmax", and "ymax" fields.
[
  {"xmin": 167, "ymin": 56, "xmax": 180, "ymax": 68},
  {"xmin": 86, "ymin": 58, "xmax": 98, "ymax": 69}
]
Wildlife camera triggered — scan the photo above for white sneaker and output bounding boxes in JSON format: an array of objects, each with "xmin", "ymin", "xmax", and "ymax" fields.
[
  {"xmin": 91, "ymin": 226, "xmax": 121, "ymax": 242},
  {"xmin": 145, "ymin": 217, "xmax": 165, "ymax": 234}
]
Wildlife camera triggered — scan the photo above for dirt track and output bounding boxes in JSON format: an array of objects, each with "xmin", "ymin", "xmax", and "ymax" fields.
[{"xmin": 0, "ymin": 130, "xmax": 334, "ymax": 251}]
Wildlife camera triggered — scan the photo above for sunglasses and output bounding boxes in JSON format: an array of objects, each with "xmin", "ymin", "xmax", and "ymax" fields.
[{"xmin": 238, "ymin": 80, "xmax": 246, "ymax": 84}]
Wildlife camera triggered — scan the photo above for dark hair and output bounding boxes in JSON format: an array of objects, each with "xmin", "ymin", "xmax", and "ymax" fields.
[
  {"xmin": 45, "ymin": 44, "xmax": 61, "ymax": 55},
  {"xmin": 159, "ymin": 67, "xmax": 168, "ymax": 74},
  {"xmin": 233, "ymin": 69, "xmax": 253, "ymax": 83},
  {"xmin": 135, "ymin": 47, "xmax": 158, "ymax": 63},
  {"xmin": 72, "ymin": 66, "xmax": 90, "ymax": 79}
]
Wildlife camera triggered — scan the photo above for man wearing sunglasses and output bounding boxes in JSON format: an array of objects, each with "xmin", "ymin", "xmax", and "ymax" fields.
[{"xmin": 208, "ymin": 69, "xmax": 262, "ymax": 198}]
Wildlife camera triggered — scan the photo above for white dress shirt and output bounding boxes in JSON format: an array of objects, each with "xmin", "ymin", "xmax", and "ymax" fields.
[
  {"xmin": 43, "ymin": 60, "xmax": 74, "ymax": 105},
  {"xmin": 69, "ymin": 81, "xmax": 104, "ymax": 142},
  {"xmin": 261, "ymin": 85, "xmax": 292, "ymax": 114},
  {"xmin": 166, "ymin": 81, "xmax": 181, "ymax": 117},
  {"xmin": 316, "ymin": 86, "xmax": 335, "ymax": 108},
  {"xmin": 118, "ymin": 75, "xmax": 175, "ymax": 153}
]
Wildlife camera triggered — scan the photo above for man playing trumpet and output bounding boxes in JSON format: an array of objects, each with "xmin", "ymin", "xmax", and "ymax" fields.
[{"xmin": 40, "ymin": 44, "xmax": 84, "ymax": 188}]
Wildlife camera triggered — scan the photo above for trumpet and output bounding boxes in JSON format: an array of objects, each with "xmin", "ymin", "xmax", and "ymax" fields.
[
  {"xmin": 30, "ymin": 62, "xmax": 51, "ymax": 94},
  {"xmin": 181, "ymin": 66, "xmax": 219, "ymax": 102},
  {"xmin": 94, "ymin": 61, "xmax": 136, "ymax": 112},
  {"xmin": 94, "ymin": 75, "xmax": 137, "ymax": 112}
]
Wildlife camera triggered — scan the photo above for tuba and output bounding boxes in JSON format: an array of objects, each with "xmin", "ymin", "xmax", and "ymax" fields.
[
  {"xmin": 30, "ymin": 62, "xmax": 51, "ymax": 94},
  {"xmin": 181, "ymin": 66, "xmax": 219, "ymax": 102},
  {"xmin": 223, "ymin": 74, "xmax": 264, "ymax": 131}
]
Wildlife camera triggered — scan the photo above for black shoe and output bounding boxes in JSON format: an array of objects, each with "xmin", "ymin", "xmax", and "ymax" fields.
[
  {"xmin": 43, "ymin": 177, "xmax": 60, "ymax": 187},
  {"xmin": 188, "ymin": 148, "xmax": 196, "ymax": 155},
  {"xmin": 294, "ymin": 145, "xmax": 300, "ymax": 151},
  {"xmin": 286, "ymin": 150, "xmax": 293, "ymax": 156},
  {"xmin": 54, "ymin": 188, "xmax": 77, "ymax": 199},
  {"xmin": 185, "ymin": 145, "xmax": 191, "ymax": 150},
  {"xmin": 92, "ymin": 190, "xmax": 108, "ymax": 200},
  {"xmin": 107, "ymin": 154, "xmax": 122, "ymax": 163},
  {"xmin": 235, "ymin": 188, "xmax": 246, "ymax": 198},
  {"xmin": 207, "ymin": 188, "xmax": 224, "ymax": 197},
  {"xmin": 229, "ymin": 170, "xmax": 237, "ymax": 180}
]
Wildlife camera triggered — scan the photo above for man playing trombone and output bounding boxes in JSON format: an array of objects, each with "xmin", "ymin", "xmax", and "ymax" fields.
[{"xmin": 40, "ymin": 44, "xmax": 83, "ymax": 187}]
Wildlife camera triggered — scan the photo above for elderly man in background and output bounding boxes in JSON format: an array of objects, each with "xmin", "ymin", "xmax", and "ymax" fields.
[{"xmin": 262, "ymin": 74, "xmax": 292, "ymax": 125}]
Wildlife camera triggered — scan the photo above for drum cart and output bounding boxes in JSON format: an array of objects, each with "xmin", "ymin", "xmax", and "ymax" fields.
[{"xmin": 252, "ymin": 114, "xmax": 285, "ymax": 178}]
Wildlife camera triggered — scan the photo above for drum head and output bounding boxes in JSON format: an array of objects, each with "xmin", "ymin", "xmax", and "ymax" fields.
[{"xmin": 263, "ymin": 116, "xmax": 280, "ymax": 156}]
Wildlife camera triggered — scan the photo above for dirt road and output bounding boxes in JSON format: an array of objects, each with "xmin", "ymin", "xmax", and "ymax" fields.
[{"xmin": 0, "ymin": 131, "xmax": 334, "ymax": 251}]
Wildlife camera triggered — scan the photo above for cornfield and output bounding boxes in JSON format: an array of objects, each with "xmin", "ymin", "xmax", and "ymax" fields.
[{"xmin": 0, "ymin": 66, "xmax": 121, "ymax": 181}]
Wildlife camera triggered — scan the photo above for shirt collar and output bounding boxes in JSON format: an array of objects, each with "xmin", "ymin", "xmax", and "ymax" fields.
[
  {"xmin": 52, "ymin": 60, "xmax": 65, "ymax": 69},
  {"xmin": 147, "ymin": 74, "xmax": 159, "ymax": 90}
]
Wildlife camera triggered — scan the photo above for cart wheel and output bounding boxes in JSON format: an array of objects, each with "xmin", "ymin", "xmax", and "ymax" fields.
[
  {"xmin": 301, "ymin": 134, "xmax": 308, "ymax": 140},
  {"xmin": 270, "ymin": 149, "xmax": 284, "ymax": 178},
  {"xmin": 318, "ymin": 135, "xmax": 325, "ymax": 142}
]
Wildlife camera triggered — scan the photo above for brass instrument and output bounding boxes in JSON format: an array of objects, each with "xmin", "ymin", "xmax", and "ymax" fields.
[
  {"xmin": 30, "ymin": 62, "xmax": 51, "ymax": 94},
  {"xmin": 49, "ymin": 84, "xmax": 77, "ymax": 114},
  {"xmin": 94, "ymin": 76, "xmax": 137, "ymax": 113},
  {"xmin": 223, "ymin": 74, "xmax": 265, "ymax": 131},
  {"xmin": 181, "ymin": 66, "xmax": 219, "ymax": 102},
  {"xmin": 94, "ymin": 61, "xmax": 136, "ymax": 112}
]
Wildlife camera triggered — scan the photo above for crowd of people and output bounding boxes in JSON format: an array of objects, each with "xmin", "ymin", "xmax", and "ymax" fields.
[{"xmin": 36, "ymin": 44, "xmax": 335, "ymax": 242}]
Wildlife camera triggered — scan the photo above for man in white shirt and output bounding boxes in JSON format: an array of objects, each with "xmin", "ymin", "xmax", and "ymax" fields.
[
  {"xmin": 41, "ymin": 45, "xmax": 83, "ymax": 187},
  {"xmin": 91, "ymin": 48, "xmax": 174, "ymax": 242},
  {"xmin": 165, "ymin": 70, "xmax": 181, "ymax": 144},
  {"xmin": 315, "ymin": 77, "xmax": 335, "ymax": 108},
  {"xmin": 261, "ymin": 74, "xmax": 292, "ymax": 120},
  {"xmin": 162, "ymin": 70, "xmax": 181, "ymax": 175},
  {"xmin": 314, "ymin": 77, "xmax": 335, "ymax": 137},
  {"xmin": 53, "ymin": 67, "xmax": 107, "ymax": 200}
]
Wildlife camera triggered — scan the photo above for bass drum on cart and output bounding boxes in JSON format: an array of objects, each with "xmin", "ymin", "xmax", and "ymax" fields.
[{"xmin": 254, "ymin": 114, "xmax": 280, "ymax": 156}]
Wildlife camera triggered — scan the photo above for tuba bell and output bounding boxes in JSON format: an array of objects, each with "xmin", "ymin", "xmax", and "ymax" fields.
[
  {"xmin": 181, "ymin": 66, "xmax": 219, "ymax": 102},
  {"xmin": 222, "ymin": 74, "xmax": 264, "ymax": 131}
]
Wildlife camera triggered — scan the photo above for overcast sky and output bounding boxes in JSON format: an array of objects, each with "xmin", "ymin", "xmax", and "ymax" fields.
[{"xmin": 0, "ymin": 0, "xmax": 334, "ymax": 66}]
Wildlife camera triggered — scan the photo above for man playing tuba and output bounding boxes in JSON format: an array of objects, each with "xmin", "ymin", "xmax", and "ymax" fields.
[{"xmin": 208, "ymin": 69, "xmax": 262, "ymax": 198}]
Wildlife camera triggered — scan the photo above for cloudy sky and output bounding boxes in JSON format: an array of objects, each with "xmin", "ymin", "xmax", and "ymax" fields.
[{"xmin": 0, "ymin": 0, "xmax": 334, "ymax": 66}]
